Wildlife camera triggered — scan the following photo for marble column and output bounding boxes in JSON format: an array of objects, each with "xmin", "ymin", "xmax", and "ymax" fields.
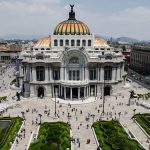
[
  {"xmin": 26, "ymin": 65, "xmax": 30, "ymax": 81},
  {"xmin": 117, "ymin": 65, "xmax": 120, "ymax": 80},
  {"xmin": 112, "ymin": 67, "xmax": 116, "ymax": 81},
  {"xmin": 85, "ymin": 67, "xmax": 88, "ymax": 80},
  {"xmin": 30, "ymin": 66, "xmax": 32, "ymax": 82},
  {"xmin": 78, "ymin": 88, "xmax": 80, "ymax": 99},
  {"xmin": 99, "ymin": 67, "xmax": 101, "ymax": 81},
  {"xmin": 101, "ymin": 67, "xmax": 104, "ymax": 81},
  {"xmin": 70, "ymin": 87, "xmax": 72, "ymax": 100},
  {"xmin": 61, "ymin": 86, "xmax": 63, "ymax": 97},
  {"xmin": 97, "ymin": 68, "xmax": 99, "ymax": 81},
  {"xmin": 60, "ymin": 66, "xmax": 63, "ymax": 80},
  {"xmin": 45, "ymin": 66, "xmax": 48, "ymax": 82},
  {"xmin": 49, "ymin": 67, "xmax": 52, "ymax": 81},
  {"xmin": 64, "ymin": 87, "xmax": 66, "ymax": 100},
  {"xmin": 84, "ymin": 87, "xmax": 86, "ymax": 98},
  {"xmin": 32, "ymin": 67, "xmax": 36, "ymax": 82},
  {"xmin": 59, "ymin": 85, "xmax": 61, "ymax": 97},
  {"xmin": 95, "ymin": 85, "xmax": 97, "ymax": 96}
]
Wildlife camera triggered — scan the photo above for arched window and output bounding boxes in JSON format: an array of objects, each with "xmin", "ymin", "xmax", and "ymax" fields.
[
  {"xmin": 71, "ymin": 40, "xmax": 75, "ymax": 46},
  {"xmin": 104, "ymin": 66, "xmax": 112, "ymax": 80},
  {"xmin": 36, "ymin": 66, "xmax": 45, "ymax": 81},
  {"xmin": 60, "ymin": 39, "xmax": 63, "ymax": 46},
  {"xmin": 36, "ymin": 55, "xmax": 44, "ymax": 60},
  {"xmin": 88, "ymin": 40, "xmax": 91, "ymax": 46},
  {"xmin": 54, "ymin": 40, "xmax": 58, "ymax": 46},
  {"xmin": 77, "ymin": 40, "xmax": 80, "ymax": 46},
  {"xmin": 82, "ymin": 40, "xmax": 86, "ymax": 46},
  {"xmin": 65, "ymin": 39, "xmax": 69, "ymax": 46},
  {"xmin": 69, "ymin": 57, "xmax": 79, "ymax": 64}
]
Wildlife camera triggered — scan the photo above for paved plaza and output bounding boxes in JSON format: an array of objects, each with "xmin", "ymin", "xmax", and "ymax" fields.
[{"xmin": 0, "ymin": 66, "xmax": 150, "ymax": 150}]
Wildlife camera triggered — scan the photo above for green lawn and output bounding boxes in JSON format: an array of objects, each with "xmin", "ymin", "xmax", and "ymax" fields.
[
  {"xmin": 0, "ymin": 117, "xmax": 23, "ymax": 150},
  {"xmin": 29, "ymin": 121, "xmax": 71, "ymax": 150},
  {"xmin": 134, "ymin": 113, "xmax": 150, "ymax": 136},
  {"xmin": 93, "ymin": 120, "xmax": 144, "ymax": 150}
]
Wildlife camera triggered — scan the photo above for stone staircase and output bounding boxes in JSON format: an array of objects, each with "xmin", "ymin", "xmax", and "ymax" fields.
[{"xmin": 121, "ymin": 118, "xmax": 149, "ymax": 150}]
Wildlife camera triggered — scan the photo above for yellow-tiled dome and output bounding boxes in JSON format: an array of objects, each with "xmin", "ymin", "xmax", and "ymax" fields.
[
  {"xmin": 34, "ymin": 36, "xmax": 51, "ymax": 47},
  {"xmin": 54, "ymin": 20, "xmax": 90, "ymax": 35}
]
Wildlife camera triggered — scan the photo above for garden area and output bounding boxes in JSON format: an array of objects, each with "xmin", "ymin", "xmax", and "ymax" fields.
[
  {"xmin": 93, "ymin": 120, "xmax": 144, "ymax": 150},
  {"xmin": 134, "ymin": 113, "xmax": 150, "ymax": 136},
  {"xmin": 0, "ymin": 117, "xmax": 23, "ymax": 150},
  {"xmin": 29, "ymin": 121, "xmax": 71, "ymax": 150}
]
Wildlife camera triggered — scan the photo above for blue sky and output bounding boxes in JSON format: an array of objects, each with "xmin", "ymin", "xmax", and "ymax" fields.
[{"xmin": 0, "ymin": 0, "xmax": 150, "ymax": 40}]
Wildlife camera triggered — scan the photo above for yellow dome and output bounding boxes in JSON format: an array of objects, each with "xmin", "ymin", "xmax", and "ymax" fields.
[
  {"xmin": 54, "ymin": 5, "xmax": 90, "ymax": 35},
  {"xmin": 54, "ymin": 20, "xmax": 90, "ymax": 35}
]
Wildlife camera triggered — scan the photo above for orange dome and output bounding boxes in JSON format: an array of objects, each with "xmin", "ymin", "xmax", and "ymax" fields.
[{"xmin": 54, "ymin": 20, "xmax": 90, "ymax": 35}]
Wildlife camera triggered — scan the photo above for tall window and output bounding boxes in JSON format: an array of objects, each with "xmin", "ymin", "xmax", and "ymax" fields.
[
  {"xmin": 60, "ymin": 39, "xmax": 63, "ymax": 46},
  {"xmin": 77, "ymin": 40, "xmax": 80, "ymax": 46},
  {"xmin": 65, "ymin": 40, "xmax": 69, "ymax": 46},
  {"xmin": 71, "ymin": 40, "xmax": 75, "ymax": 46},
  {"xmin": 53, "ymin": 69, "xmax": 60, "ymax": 80},
  {"xmin": 88, "ymin": 40, "xmax": 91, "ymax": 46},
  {"xmin": 69, "ymin": 70, "xmax": 80, "ymax": 80},
  {"xmin": 82, "ymin": 40, "xmax": 86, "ymax": 46},
  {"xmin": 104, "ymin": 66, "xmax": 112, "ymax": 80},
  {"xmin": 36, "ymin": 66, "xmax": 45, "ymax": 81},
  {"xmin": 54, "ymin": 40, "xmax": 58, "ymax": 46},
  {"xmin": 89, "ymin": 69, "xmax": 96, "ymax": 80}
]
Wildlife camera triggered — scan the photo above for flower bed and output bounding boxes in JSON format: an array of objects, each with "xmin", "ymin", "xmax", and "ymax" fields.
[
  {"xmin": 29, "ymin": 121, "xmax": 71, "ymax": 150},
  {"xmin": 0, "ymin": 117, "xmax": 23, "ymax": 150},
  {"xmin": 93, "ymin": 120, "xmax": 144, "ymax": 150},
  {"xmin": 134, "ymin": 113, "xmax": 150, "ymax": 136}
]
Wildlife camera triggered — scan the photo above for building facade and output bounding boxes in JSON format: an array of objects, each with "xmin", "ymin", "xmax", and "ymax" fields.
[
  {"xmin": 18, "ymin": 6, "xmax": 125, "ymax": 99},
  {"xmin": 130, "ymin": 46, "xmax": 150, "ymax": 76}
]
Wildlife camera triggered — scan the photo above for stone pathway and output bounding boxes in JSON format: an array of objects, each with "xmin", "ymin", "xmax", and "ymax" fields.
[{"xmin": 1, "ymin": 66, "xmax": 150, "ymax": 150}]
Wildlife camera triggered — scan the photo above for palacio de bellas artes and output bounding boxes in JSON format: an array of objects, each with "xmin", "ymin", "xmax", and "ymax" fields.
[{"xmin": 18, "ymin": 5, "xmax": 125, "ymax": 100}]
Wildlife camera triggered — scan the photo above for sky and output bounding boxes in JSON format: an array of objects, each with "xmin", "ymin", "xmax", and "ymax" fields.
[{"xmin": 0, "ymin": 0, "xmax": 150, "ymax": 40}]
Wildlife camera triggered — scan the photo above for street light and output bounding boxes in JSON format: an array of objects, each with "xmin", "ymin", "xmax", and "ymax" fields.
[
  {"xmin": 54, "ymin": 75, "xmax": 57, "ymax": 117},
  {"xmin": 102, "ymin": 77, "xmax": 105, "ymax": 115}
]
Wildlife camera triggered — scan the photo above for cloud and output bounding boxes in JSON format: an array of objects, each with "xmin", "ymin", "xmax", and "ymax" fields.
[
  {"xmin": 0, "ymin": 2, "xmax": 150, "ymax": 40},
  {"xmin": 78, "ymin": 6, "xmax": 150, "ymax": 40}
]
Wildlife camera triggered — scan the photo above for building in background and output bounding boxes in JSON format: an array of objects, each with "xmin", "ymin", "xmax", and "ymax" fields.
[
  {"xmin": 0, "ymin": 42, "xmax": 22, "ymax": 63},
  {"xmin": 130, "ymin": 46, "xmax": 150, "ymax": 76}
]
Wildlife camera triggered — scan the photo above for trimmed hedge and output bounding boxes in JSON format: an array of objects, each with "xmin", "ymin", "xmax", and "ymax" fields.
[
  {"xmin": 0, "ymin": 117, "xmax": 23, "ymax": 150},
  {"xmin": 29, "ymin": 121, "xmax": 70, "ymax": 150},
  {"xmin": 93, "ymin": 120, "xmax": 144, "ymax": 150},
  {"xmin": 134, "ymin": 113, "xmax": 150, "ymax": 136}
]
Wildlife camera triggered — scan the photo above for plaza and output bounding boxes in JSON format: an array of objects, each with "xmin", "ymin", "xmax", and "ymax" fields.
[{"xmin": 0, "ymin": 65, "xmax": 150, "ymax": 150}]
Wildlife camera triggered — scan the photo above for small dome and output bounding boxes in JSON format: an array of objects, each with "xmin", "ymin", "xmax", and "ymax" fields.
[
  {"xmin": 34, "ymin": 36, "xmax": 51, "ymax": 48},
  {"xmin": 53, "ymin": 5, "xmax": 90, "ymax": 35},
  {"xmin": 94, "ymin": 37, "xmax": 109, "ymax": 47}
]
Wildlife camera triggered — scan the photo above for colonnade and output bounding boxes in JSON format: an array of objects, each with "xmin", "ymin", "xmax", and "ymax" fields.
[{"xmin": 52, "ymin": 85, "xmax": 97, "ymax": 100}]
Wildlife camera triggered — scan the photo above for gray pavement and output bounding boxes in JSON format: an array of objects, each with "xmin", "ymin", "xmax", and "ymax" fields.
[{"xmin": 0, "ymin": 66, "xmax": 150, "ymax": 150}]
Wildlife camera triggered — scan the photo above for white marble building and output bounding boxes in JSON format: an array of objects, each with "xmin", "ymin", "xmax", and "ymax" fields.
[{"xmin": 18, "ymin": 5, "xmax": 125, "ymax": 99}]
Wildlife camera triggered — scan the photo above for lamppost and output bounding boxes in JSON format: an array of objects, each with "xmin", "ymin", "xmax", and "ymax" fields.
[
  {"xmin": 102, "ymin": 77, "xmax": 105, "ymax": 115},
  {"xmin": 54, "ymin": 74, "xmax": 57, "ymax": 117}
]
